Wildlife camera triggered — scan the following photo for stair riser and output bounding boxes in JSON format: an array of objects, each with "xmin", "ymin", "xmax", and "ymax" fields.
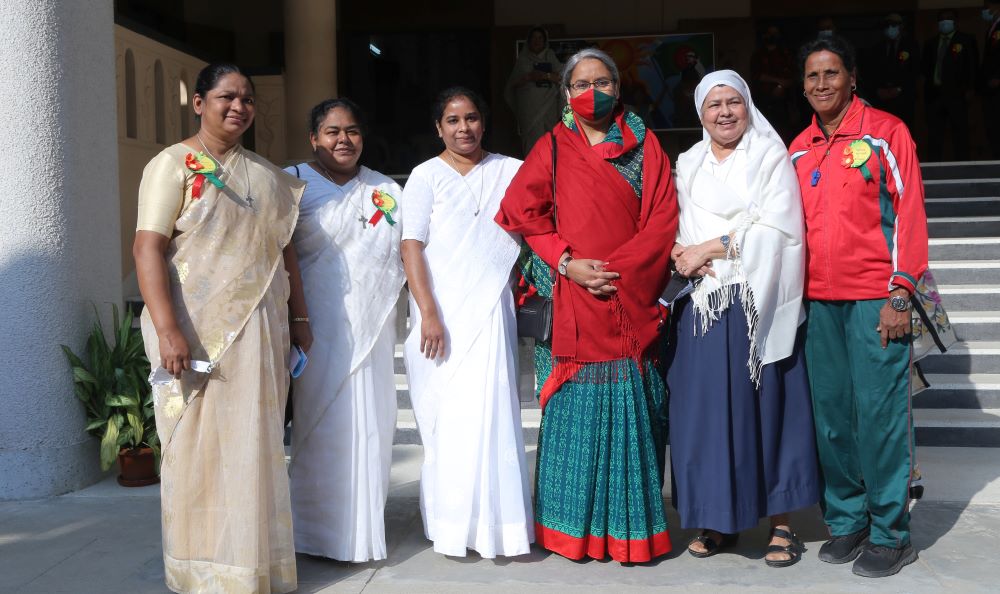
[
  {"xmin": 924, "ymin": 182, "xmax": 1000, "ymax": 198},
  {"xmin": 928, "ymin": 267, "xmax": 1000, "ymax": 284},
  {"xmin": 913, "ymin": 388, "xmax": 1000, "ymax": 409},
  {"xmin": 953, "ymin": 323, "xmax": 1000, "ymax": 341},
  {"xmin": 934, "ymin": 293, "xmax": 1000, "ymax": 309},
  {"xmin": 925, "ymin": 200, "xmax": 1000, "ymax": 217},
  {"xmin": 915, "ymin": 427, "xmax": 1000, "ymax": 447},
  {"xmin": 919, "ymin": 354, "xmax": 1000, "ymax": 374},
  {"xmin": 930, "ymin": 243, "xmax": 1000, "ymax": 259},
  {"xmin": 394, "ymin": 426, "xmax": 541, "ymax": 446},
  {"xmin": 929, "ymin": 220, "xmax": 1000, "ymax": 237},
  {"xmin": 921, "ymin": 165, "xmax": 1000, "ymax": 180}
]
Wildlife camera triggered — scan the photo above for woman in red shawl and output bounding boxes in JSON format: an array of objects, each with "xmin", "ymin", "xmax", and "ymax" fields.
[{"xmin": 496, "ymin": 48, "xmax": 679, "ymax": 563}]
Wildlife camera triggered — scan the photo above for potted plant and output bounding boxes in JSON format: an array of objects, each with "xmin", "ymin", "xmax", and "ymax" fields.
[{"xmin": 62, "ymin": 304, "xmax": 161, "ymax": 487}]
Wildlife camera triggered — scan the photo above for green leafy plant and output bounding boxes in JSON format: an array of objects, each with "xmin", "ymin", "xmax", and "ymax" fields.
[{"xmin": 61, "ymin": 304, "xmax": 160, "ymax": 472}]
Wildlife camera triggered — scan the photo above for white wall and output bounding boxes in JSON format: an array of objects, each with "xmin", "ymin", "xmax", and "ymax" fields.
[{"xmin": 0, "ymin": 0, "xmax": 123, "ymax": 499}]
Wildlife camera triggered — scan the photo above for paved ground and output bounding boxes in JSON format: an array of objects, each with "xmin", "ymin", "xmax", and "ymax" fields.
[{"xmin": 2, "ymin": 445, "xmax": 1000, "ymax": 593}]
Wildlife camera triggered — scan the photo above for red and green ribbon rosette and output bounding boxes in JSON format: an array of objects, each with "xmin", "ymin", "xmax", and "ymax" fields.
[
  {"xmin": 842, "ymin": 139, "xmax": 874, "ymax": 182},
  {"xmin": 184, "ymin": 152, "xmax": 225, "ymax": 198},
  {"xmin": 368, "ymin": 189, "xmax": 397, "ymax": 226}
]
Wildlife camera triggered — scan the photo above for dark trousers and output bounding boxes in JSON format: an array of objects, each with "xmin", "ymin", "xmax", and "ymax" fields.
[{"xmin": 925, "ymin": 89, "xmax": 970, "ymax": 161}]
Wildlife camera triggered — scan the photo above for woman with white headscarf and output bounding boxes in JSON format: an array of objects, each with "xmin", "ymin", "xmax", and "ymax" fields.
[{"xmin": 665, "ymin": 70, "xmax": 820, "ymax": 567}]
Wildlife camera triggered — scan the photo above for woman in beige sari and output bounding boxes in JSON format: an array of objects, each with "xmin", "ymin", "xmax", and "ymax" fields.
[{"xmin": 133, "ymin": 63, "xmax": 308, "ymax": 594}]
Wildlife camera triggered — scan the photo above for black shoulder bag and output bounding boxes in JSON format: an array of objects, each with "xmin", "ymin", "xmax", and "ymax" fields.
[{"xmin": 516, "ymin": 132, "xmax": 557, "ymax": 342}]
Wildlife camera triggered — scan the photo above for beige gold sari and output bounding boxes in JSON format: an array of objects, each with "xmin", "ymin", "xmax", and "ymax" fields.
[{"xmin": 139, "ymin": 143, "xmax": 303, "ymax": 594}]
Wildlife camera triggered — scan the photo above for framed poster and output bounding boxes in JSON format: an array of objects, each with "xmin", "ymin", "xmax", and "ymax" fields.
[{"xmin": 518, "ymin": 32, "xmax": 715, "ymax": 130}]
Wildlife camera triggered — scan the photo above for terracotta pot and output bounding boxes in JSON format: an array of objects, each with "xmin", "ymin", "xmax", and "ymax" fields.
[{"xmin": 117, "ymin": 447, "xmax": 160, "ymax": 487}]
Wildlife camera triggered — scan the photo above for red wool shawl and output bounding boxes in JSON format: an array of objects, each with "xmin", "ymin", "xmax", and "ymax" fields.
[{"xmin": 497, "ymin": 115, "xmax": 678, "ymax": 400}]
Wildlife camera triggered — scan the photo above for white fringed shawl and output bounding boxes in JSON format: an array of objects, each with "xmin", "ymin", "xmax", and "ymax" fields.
[{"xmin": 676, "ymin": 81, "xmax": 806, "ymax": 384}]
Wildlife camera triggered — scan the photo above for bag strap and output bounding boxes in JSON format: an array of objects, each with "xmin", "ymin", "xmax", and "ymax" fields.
[
  {"xmin": 550, "ymin": 130, "xmax": 558, "ymax": 232},
  {"xmin": 293, "ymin": 164, "xmax": 301, "ymax": 179}
]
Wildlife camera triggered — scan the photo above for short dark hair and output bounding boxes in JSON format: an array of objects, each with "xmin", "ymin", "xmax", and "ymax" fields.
[
  {"xmin": 798, "ymin": 35, "xmax": 857, "ymax": 79},
  {"xmin": 308, "ymin": 98, "xmax": 367, "ymax": 136},
  {"xmin": 194, "ymin": 62, "xmax": 254, "ymax": 98},
  {"xmin": 432, "ymin": 86, "xmax": 490, "ymax": 126},
  {"xmin": 938, "ymin": 9, "xmax": 957, "ymax": 20}
]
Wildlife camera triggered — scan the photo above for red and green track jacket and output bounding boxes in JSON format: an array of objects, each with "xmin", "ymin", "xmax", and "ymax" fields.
[{"xmin": 789, "ymin": 97, "xmax": 928, "ymax": 300}]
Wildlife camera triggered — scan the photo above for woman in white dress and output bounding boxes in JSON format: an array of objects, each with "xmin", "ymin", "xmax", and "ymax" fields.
[
  {"xmin": 400, "ymin": 87, "xmax": 534, "ymax": 558},
  {"xmin": 286, "ymin": 98, "xmax": 405, "ymax": 562}
]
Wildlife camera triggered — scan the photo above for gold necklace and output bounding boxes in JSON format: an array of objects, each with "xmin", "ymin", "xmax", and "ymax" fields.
[
  {"xmin": 313, "ymin": 160, "xmax": 368, "ymax": 230},
  {"xmin": 446, "ymin": 149, "xmax": 488, "ymax": 216}
]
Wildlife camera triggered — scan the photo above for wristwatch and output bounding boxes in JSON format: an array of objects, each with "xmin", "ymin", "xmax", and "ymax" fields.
[
  {"xmin": 558, "ymin": 255, "xmax": 573, "ymax": 277},
  {"xmin": 720, "ymin": 234, "xmax": 731, "ymax": 253},
  {"xmin": 889, "ymin": 294, "xmax": 910, "ymax": 312}
]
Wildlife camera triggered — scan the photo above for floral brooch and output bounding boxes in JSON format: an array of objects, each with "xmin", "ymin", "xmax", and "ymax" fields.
[{"xmin": 185, "ymin": 152, "xmax": 225, "ymax": 198}]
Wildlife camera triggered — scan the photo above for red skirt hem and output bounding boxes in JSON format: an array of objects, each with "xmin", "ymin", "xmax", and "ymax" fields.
[{"xmin": 534, "ymin": 521, "xmax": 672, "ymax": 563}]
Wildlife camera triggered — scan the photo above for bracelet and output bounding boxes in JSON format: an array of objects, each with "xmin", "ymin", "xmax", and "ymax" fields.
[{"xmin": 292, "ymin": 317, "xmax": 310, "ymax": 323}]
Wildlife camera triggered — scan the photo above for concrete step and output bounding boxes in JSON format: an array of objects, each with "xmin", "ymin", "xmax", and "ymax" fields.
[
  {"xmin": 937, "ymin": 284, "xmax": 1000, "ymax": 310},
  {"xmin": 915, "ymin": 373, "xmax": 1000, "ymax": 409},
  {"xmin": 929, "ymin": 237, "xmax": 1000, "ymax": 260},
  {"xmin": 950, "ymin": 311, "xmax": 1000, "ymax": 341},
  {"xmin": 393, "ymin": 407, "xmax": 1000, "ymax": 447},
  {"xmin": 928, "ymin": 216, "xmax": 1000, "ymax": 238},
  {"xmin": 914, "ymin": 408, "xmax": 1000, "ymax": 447},
  {"xmin": 918, "ymin": 341, "xmax": 1000, "ymax": 375},
  {"xmin": 920, "ymin": 160, "xmax": 1000, "ymax": 180},
  {"xmin": 926, "ymin": 260, "xmax": 1000, "ymax": 285},
  {"xmin": 925, "ymin": 196, "xmax": 1000, "ymax": 218},
  {"xmin": 923, "ymin": 178, "xmax": 1000, "ymax": 198},
  {"xmin": 393, "ymin": 408, "xmax": 543, "ymax": 446}
]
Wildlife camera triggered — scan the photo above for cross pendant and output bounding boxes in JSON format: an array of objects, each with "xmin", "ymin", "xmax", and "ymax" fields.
[{"xmin": 359, "ymin": 216, "xmax": 367, "ymax": 229}]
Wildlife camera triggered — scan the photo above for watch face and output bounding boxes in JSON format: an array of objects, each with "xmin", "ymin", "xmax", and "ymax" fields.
[{"xmin": 890, "ymin": 295, "xmax": 909, "ymax": 311}]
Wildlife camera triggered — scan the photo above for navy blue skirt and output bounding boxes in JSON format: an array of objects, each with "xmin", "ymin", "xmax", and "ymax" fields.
[{"xmin": 665, "ymin": 292, "xmax": 820, "ymax": 533}]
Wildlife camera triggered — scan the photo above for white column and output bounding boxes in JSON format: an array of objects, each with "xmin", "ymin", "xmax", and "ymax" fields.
[
  {"xmin": 284, "ymin": 0, "xmax": 338, "ymax": 162},
  {"xmin": 0, "ymin": 0, "xmax": 122, "ymax": 499}
]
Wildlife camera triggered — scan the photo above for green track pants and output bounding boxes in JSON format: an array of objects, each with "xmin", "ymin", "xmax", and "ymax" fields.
[{"xmin": 805, "ymin": 299, "xmax": 914, "ymax": 548}]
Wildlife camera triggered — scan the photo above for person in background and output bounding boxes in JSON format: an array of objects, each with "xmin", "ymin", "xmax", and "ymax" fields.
[
  {"xmin": 863, "ymin": 13, "xmax": 919, "ymax": 130},
  {"xmin": 401, "ymin": 86, "xmax": 534, "ymax": 559},
  {"xmin": 922, "ymin": 9, "xmax": 978, "ymax": 161},
  {"xmin": 790, "ymin": 36, "xmax": 928, "ymax": 578},
  {"xmin": 750, "ymin": 24, "xmax": 796, "ymax": 142},
  {"xmin": 668, "ymin": 70, "xmax": 819, "ymax": 568},
  {"xmin": 133, "ymin": 62, "xmax": 305, "ymax": 594},
  {"xmin": 980, "ymin": 0, "xmax": 1000, "ymax": 158},
  {"xmin": 497, "ymin": 48, "xmax": 678, "ymax": 563},
  {"xmin": 817, "ymin": 15, "xmax": 837, "ymax": 39},
  {"xmin": 285, "ymin": 98, "xmax": 405, "ymax": 563},
  {"xmin": 505, "ymin": 27, "xmax": 564, "ymax": 156}
]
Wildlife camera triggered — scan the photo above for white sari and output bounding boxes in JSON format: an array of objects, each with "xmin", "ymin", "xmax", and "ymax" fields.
[
  {"xmin": 401, "ymin": 154, "xmax": 534, "ymax": 558},
  {"xmin": 286, "ymin": 164, "xmax": 405, "ymax": 562}
]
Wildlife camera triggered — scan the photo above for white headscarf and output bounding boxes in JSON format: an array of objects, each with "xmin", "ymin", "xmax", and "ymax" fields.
[
  {"xmin": 693, "ymin": 70, "xmax": 783, "ymax": 145},
  {"xmin": 675, "ymin": 70, "xmax": 805, "ymax": 384}
]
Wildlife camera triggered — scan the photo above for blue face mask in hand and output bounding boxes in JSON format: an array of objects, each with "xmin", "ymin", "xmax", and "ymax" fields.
[
  {"xmin": 885, "ymin": 25, "xmax": 900, "ymax": 40},
  {"xmin": 938, "ymin": 19, "xmax": 955, "ymax": 35}
]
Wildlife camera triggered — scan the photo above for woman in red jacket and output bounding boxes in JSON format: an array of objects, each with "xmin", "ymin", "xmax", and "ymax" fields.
[{"xmin": 789, "ymin": 36, "xmax": 928, "ymax": 579}]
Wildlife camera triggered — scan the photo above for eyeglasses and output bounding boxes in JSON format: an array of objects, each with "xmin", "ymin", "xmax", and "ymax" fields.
[{"xmin": 569, "ymin": 78, "xmax": 615, "ymax": 92}]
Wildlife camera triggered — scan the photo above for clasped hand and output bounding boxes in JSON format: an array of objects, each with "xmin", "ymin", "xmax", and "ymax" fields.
[
  {"xmin": 672, "ymin": 243, "xmax": 714, "ymax": 278},
  {"xmin": 565, "ymin": 258, "xmax": 620, "ymax": 296}
]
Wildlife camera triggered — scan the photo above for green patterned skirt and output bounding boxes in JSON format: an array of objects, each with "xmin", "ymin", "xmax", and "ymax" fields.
[{"xmin": 518, "ymin": 248, "xmax": 672, "ymax": 562}]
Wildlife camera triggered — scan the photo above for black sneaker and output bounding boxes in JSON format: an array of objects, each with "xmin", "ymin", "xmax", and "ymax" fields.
[
  {"xmin": 852, "ymin": 543, "xmax": 918, "ymax": 578},
  {"xmin": 817, "ymin": 527, "xmax": 870, "ymax": 564}
]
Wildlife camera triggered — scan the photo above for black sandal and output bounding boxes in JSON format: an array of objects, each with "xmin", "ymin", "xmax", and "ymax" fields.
[
  {"xmin": 687, "ymin": 530, "xmax": 739, "ymax": 558},
  {"xmin": 765, "ymin": 527, "xmax": 804, "ymax": 568}
]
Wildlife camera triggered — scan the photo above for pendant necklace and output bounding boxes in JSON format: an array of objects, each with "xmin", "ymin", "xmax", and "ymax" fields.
[
  {"xmin": 314, "ymin": 160, "xmax": 368, "ymax": 230},
  {"xmin": 197, "ymin": 134, "xmax": 254, "ymax": 208},
  {"xmin": 447, "ymin": 149, "xmax": 488, "ymax": 216}
]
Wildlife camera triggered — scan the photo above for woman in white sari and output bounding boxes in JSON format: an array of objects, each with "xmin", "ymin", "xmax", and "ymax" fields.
[
  {"xmin": 401, "ymin": 87, "xmax": 534, "ymax": 558},
  {"xmin": 286, "ymin": 99, "xmax": 405, "ymax": 562}
]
